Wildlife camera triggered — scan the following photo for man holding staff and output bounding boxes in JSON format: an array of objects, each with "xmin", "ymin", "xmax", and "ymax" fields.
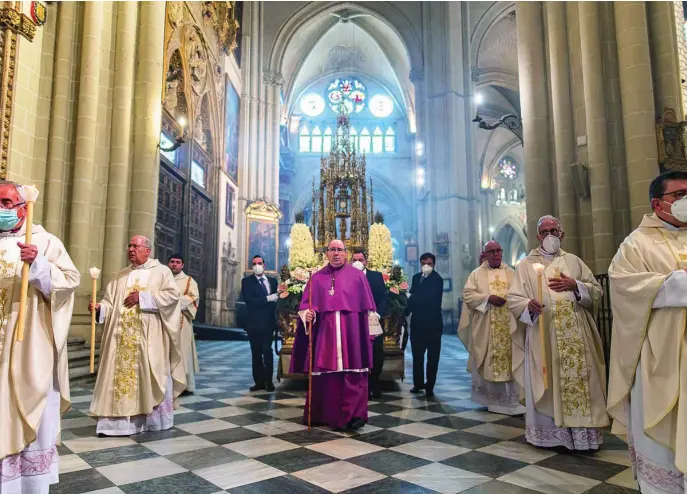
[
  {"xmin": 289, "ymin": 239, "xmax": 378, "ymax": 431},
  {"xmin": 88, "ymin": 235, "xmax": 186, "ymax": 436},
  {"xmin": 507, "ymin": 215, "xmax": 608, "ymax": 450},
  {"xmin": 0, "ymin": 181, "xmax": 80, "ymax": 493}
]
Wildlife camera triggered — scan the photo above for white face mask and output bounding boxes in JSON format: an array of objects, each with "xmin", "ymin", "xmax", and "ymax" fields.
[
  {"xmin": 542, "ymin": 235, "xmax": 561, "ymax": 254},
  {"xmin": 666, "ymin": 197, "xmax": 687, "ymax": 223},
  {"xmin": 352, "ymin": 260, "xmax": 365, "ymax": 271},
  {"xmin": 421, "ymin": 264, "xmax": 433, "ymax": 276},
  {"xmin": 253, "ymin": 264, "xmax": 265, "ymax": 276}
]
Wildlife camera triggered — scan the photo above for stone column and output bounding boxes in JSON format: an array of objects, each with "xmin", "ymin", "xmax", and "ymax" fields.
[
  {"xmin": 68, "ymin": 2, "xmax": 104, "ymax": 274},
  {"xmin": 44, "ymin": 1, "xmax": 77, "ymax": 238},
  {"xmin": 516, "ymin": 1, "xmax": 552, "ymax": 247},
  {"xmin": 648, "ymin": 2, "xmax": 683, "ymax": 119},
  {"xmin": 271, "ymin": 79, "xmax": 282, "ymax": 204},
  {"xmin": 129, "ymin": 1, "xmax": 165, "ymax": 242},
  {"xmin": 579, "ymin": 2, "xmax": 616, "ymax": 272},
  {"xmin": 615, "ymin": 2, "xmax": 659, "ymax": 227},
  {"xmin": 247, "ymin": 2, "xmax": 260, "ymax": 200},
  {"xmin": 102, "ymin": 2, "xmax": 138, "ymax": 284},
  {"xmin": 546, "ymin": 2, "xmax": 579, "ymax": 255}
]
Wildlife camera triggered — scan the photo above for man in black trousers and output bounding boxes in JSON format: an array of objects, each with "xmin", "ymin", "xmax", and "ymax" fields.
[
  {"xmin": 241, "ymin": 255, "xmax": 279, "ymax": 392},
  {"xmin": 352, "ymin": 249, "xmax": 389, "ymax": 398},
  {"xmin": 406, "ymin": 252, "xmax": 443, "ymax": 398}
]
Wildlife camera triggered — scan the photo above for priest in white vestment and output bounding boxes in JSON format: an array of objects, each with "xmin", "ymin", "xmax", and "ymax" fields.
[
  {"xmin": 168, "ymin": 253, "xmax": 199, "ymax": 393},
  {"xmin": 508, "ymin": 216, "xmax": 609, "ymax": 450},
  {"xmin": 0, "ymin": 182, "xmax": 80, "ymax": 494},
  {"xmin": 458, "ymin": 241, "xmax": 525, "ymax": 415},
  {"xmin": 89, "ymin": 235, "xmax": 186, "ymax": 436},
  {"xmin": 608, "ymin": 170, "xmax": 687, "ymax": 493}
]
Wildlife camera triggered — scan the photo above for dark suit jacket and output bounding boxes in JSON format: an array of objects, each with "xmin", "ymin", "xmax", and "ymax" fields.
[
  {"xmin": 406, "ymin": 270, "xmax": 443, "ymax": 333},
  {"xmin": 240, "ymin": 274, "xmax": 278, "ymax": 332},
  {"xmin": 365, "ymin": 269, "xmax": 388, "ymax": 319}
]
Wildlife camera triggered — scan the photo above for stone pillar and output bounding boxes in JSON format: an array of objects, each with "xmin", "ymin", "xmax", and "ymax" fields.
[
  {"xmin": 247, "ymin": 2, "xmax": 260, "ymax": 200},
  {"xmin": 68, "ymin": 2, "xmax": 104, "ymax": 274},
  {"xmin": 102, "ymin": 2, "xmax": 138, "ymax": 284},
  {"xmin": 129, "ymin": 1, "xmax": 165, "ymax": 242},
  {"xmin": 263, "ymin": 73, "xmax": 273, "ymax": 201},
  {"xmin": 546, "ymin": 2, "xmax": 579, "ymax": 255},
  {"xmin": 516, "ymin": 1, "xmax": 552, "ymax": 247},
  {"xmin": 615, "ymin": 2, "xmax": 659, "ymax": 227},
  {"xmin": 271, "ymin": 80, "xmax": 282, "ymax": 204},
  {"xmin": 44, "ymin": 1, "xmax": 77, "ymax": 238},
  {"xmin": 648, "ymin": 2, "xmax": 683, "ymax": 119},
  {"xmin": 579, "ymin": 2, "xmax": 616, "ymax": 272}
]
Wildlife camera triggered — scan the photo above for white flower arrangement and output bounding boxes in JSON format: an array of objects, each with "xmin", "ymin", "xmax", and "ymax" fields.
[
  {"xmin": 288, "ymin": 223, "xmax": 316, "ymax": 269},
  {"xmin": 368, "ymin": 223, "xmax": 393, "ymax": 271}
]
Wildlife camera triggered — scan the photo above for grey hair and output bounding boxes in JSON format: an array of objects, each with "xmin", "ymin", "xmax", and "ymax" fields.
[
  {"xmin": 0, "ymin": 180, "xmax": 24, "ymax": 200},
  {"xmin": 141, "ymin": 236, "xmax": 152, "ymax": 249},
  {"xmin": 537, "ymin": 215, "xmax": 561, "ymax": 231}
]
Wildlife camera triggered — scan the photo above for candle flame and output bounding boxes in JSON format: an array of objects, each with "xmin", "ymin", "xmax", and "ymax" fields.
[
  {"xmin": 532, "ymin": 263, "xmax": 545, "ymax": 275},
  {"xmin": 89, "ymin": 267, "xmax": 101, "ymax": 279}
]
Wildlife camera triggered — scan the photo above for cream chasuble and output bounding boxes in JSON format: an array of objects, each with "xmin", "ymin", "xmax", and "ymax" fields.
[
  {"xmin": 459, "ymin": 262, "xmax": 517, "ymax": 382},
  {"xmin": 608, "ymin": 214, "xmax": 687, "ymax": 475},
  {"xmin": 0, "ymin": 225, "xmax": 79, "ymax": 459},
  {"xmin": 90, "ymin": 260, "xmax": 186, "ymax": 419},
  {"xmin": 174, "ymin": 272, "xmax": 199, "ymax": 383},
  {"xmin": 508, "ymin": 249, "xmax": 609, "ymax": 429}
]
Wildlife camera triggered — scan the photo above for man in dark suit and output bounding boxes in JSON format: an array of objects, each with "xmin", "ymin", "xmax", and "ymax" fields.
[
  {"xmin": 352, "ymin": 249, "xmax": 388, "ymax": 398},
  {"xmin": 406, "ymin": 252, "xmax": 443, "ymax": 398},
  {"xmin": 241, "ymin": 255, "xmax": 279, "ymax": 392}
]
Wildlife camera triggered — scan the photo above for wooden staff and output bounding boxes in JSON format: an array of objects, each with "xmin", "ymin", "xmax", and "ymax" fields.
[
  {"xmin": 307, "ymin": 282, "xmax": 314, "ymax": 431},
  {"xmin": 533, "ymin": 263, "xmax": 548, "ymax": 389},
  {"xmin": 15, "ymin": 185, "xmax": 39, "ymax": 342},
  {"xmin": 89, "ymin": 267, "xmax": 101, "ymax": 373}
]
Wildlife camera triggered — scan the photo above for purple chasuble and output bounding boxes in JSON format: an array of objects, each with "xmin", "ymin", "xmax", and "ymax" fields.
[{"xmin": 289, "ymin": 263, "xmax": 376, "ymax": 429}]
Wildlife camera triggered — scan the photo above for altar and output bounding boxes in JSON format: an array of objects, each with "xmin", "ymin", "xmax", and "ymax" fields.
[{"xmin": 275, "ymin": 108, "xmax": 407, "ymax": 382}]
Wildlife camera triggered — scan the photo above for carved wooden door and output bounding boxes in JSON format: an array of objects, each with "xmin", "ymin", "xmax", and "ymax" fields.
[
  {"xmin": 155, "ymin": 164, "xmax": 184, "ymax": 271},
  {"xmin": 188, "ymin": 187, "xmax": 212, "ymax": 322}
]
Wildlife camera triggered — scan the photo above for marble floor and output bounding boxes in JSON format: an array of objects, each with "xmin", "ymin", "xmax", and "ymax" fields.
[{"xmin": 54, "ymin": 337, "xmax": 637, "ymax": 494}]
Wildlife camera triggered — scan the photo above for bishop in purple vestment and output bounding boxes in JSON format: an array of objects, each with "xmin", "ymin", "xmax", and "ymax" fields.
[{"xmin": 289, "ymin": 240, "xmax": 377, "ymax": 430}]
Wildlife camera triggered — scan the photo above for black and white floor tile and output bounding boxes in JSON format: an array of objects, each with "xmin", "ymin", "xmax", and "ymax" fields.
[{"xmin": 55, "ymin": 337, "xmax": 637, "ymax": 494}]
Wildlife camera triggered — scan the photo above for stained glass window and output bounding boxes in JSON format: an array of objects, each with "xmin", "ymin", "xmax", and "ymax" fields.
[
  {"xmin": 498, "ymin": 158, "xmax": 518, "ymax": 179},
  {"xmin": 323, "ymin": 126, "xmax": 333, "ymax": 153},
  {"xmin": 372, "ymin": 127, "xmax": 383, "ymax": 154},
  {"xmin": 327, "ymin": 78, "xmax": 366, "ymax": 113},
  {"xmin": 311, "ymin": 126, "xmax": 322, "ymax": 153},
  {"xmin": 300, "ymin": 93, "xmax": 325, "ymax": 117},
  {"xmin": 384, "ymin": 127, "xmax": 395, "ymax": 152},
  {"xmin": 299, "ymin": 126, "xmax": 310, "ymax": 152},
  {"xmin": 369, "ymin": 94, "xmax": 394, "ymax": 118},
  {"xmin": 359, "ymin": 127, "xmax": 371, "ymax": 154}
]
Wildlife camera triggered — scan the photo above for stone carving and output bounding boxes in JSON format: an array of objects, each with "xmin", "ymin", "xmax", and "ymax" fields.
[
  {"xmin": 657, "ymin": 107, "xmax": 687, "ymax": 172},
  {"xmin": 202, "ymin": 1, "xmax": 240, "ymax": 56},
  {"xmin": 263, "ymin": 71, "xmax": 284, "ymax": 87},
  {"xmin": 164, "ymin": 53, "xmax": 183, "ymax": 112},
  {"xmin": 194, "ymin": 113, "xmax": 208, "ymax": 150},
  {"xmin": 325, "ymin": 45, "xmax": 363, "ymax": 72},
  {"xmin": 187, "ymin": 27, "xmax": 208, "ymax": 94},
  {"xmin": 168, "ymin": 2, "xmax": 184, "ymax": 26}
]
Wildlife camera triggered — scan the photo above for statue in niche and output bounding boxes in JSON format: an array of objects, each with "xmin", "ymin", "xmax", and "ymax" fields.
[
  {"xmin": 187, "ymin": 29, "xmax": 208, "ymax": 92},
  {"xmin": 519, "ymin": 185, "xmax": 526, "ymax": 202},
  {"xmin": 164, "ymin": 62, "xmax": 182, "ymax": 111},
  {"xmin": 194, "ymin": 114, "xmax": 208, "ymax": 150}
]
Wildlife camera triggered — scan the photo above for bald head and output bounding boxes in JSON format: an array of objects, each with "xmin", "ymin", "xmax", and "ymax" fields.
[
  {"xmin": 128, "ymin": 235, "xmax": 152, "ymax": 266},
  {"xmin": 536, "ymin": 215, "xmax": 564, "ymax": 248},
  {"xmin": 482, "ymin": 240, "xmax": 503, "ymax": 269},
  {"xmin": 326, "ymin": 239, "xmax": 346, "ymax": 268}
]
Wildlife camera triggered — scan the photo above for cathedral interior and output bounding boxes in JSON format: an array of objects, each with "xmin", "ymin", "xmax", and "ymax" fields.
[{"xmin": 2, "ymin": 0, "xmax": 686, "ymax": 492}]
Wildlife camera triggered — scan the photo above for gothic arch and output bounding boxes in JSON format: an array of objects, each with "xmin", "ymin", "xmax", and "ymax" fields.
[
  {"xmin": 492, "ymin": 216, "xmax": 527, "ymax": 266},
  {"xmin": 470, "ymin": 2, "xmax": 515, "ymax": 65}
]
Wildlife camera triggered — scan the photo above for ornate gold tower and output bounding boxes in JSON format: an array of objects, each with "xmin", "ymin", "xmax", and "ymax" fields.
[{"xmin": 311, "ymin": 106, "xmax": 373, "ymax": 255}]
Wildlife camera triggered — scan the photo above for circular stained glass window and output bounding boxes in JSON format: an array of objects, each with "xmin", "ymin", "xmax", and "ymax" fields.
[
  {"xmin": 498, "ymin": 158, "xmax": 518, "ymax": 179},
  {"xmin": 369, "ymin": 94, "xmax": 394, "ymax": 118},
  {"xmin": 327, "ymin": 78, "xmax": 366, "ymax": 113},
  {"xmin": 299, "ymin": 93, "xmax": 325, "ymax": 117}
]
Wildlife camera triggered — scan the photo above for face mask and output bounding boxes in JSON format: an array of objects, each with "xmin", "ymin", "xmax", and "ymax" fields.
[
  {"xmin": 253, "ymin": 264, "xmax": 264, "ymax": 276},
  {"xmin": 666, "ymin": 197, "xmax": 687, "ymax": 223},
  {"xmin": 542, "ymin": 235, "xmax": 561, "ymax": 254},
  {"xmin": 0, "ymin": 209, "xmax": 19, "ymax": 231},
  {"xmin": 352, "ymin": 261, "xmax": 365, "ymax": 271},
  {"xmin": 421, "ymin": 264, "xmax": 433, "ymax": 276}
]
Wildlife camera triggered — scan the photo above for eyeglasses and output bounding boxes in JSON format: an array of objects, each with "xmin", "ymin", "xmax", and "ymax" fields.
[
  {"xmin": 0, "ymin": 201, "xmax": 25, "ymax": 210},
  {"xmin": 538, "ymin": 228, "xmax": 561, "ymax": 237},
  {"xmin": 327, "ymin": 248, "xmax": 345, "ymax": 252},
  {"xmin": 127, "ymin": 244, "xmax": 149, "ymax": 249},
  {"xmin": 662, "ymin": 189, "xmax": 687, "ymax": 200}
]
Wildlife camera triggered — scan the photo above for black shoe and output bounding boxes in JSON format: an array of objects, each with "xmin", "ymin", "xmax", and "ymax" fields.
[
  {"xmin": 371, "ymin": 390, "xmax": 381, "ymax": 399},
  {"xmin": 425, "ymin": 389, "xmax": 435, "ymax": 398},
  {"xmin": 409, "ymin": 387, "xmax": 424, "ymax": 394},
  {"xmin": 265, "ymin": 382, "xmax": 275, "ymax": 392},
  {"xmin": 347, "ymin": 418, "xmax": 366, "ymax": 430},
  {"xmin": 250, "ymin": 384, "xmax": 265, "ymax": 392}
]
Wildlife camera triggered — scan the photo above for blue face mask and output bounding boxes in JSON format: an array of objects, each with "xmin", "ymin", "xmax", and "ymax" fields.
[{"xmin": 0, "ymin": 209, "xmax": 19, "ymax": 231}]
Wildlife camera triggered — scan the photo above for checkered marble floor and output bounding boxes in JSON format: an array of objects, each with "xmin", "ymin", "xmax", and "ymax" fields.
[{"xmin": 55, "ymin": 337, "xmax": 637, "ymax": 494}]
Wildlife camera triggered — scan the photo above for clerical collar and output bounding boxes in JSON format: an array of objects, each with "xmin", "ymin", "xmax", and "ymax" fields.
[
  {"xmin": 131, "ymin": 259, "xmax": 154, "ymax": 270},
  {"xmin": 658, "ymin": 218, "xmax": 686, "ymax": 231},
  {"xmin": 174, "ymin": 271, "xmax": 186, "ymax": 280}
]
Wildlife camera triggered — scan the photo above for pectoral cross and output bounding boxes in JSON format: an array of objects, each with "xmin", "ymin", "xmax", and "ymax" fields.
[{"xmin": 329, "ymin": 287, "xmax": 335, "ymax": 296}]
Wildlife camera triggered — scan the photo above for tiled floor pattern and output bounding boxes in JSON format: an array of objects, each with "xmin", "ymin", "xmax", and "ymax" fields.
[{"xmin": 55, "ymin": 337, "xmax": 637, "ymax": 494}]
